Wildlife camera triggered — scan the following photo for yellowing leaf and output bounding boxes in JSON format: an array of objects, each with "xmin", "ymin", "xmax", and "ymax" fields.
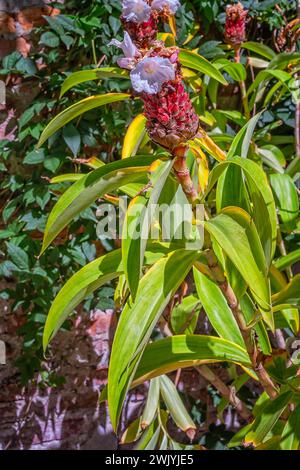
[{"xmin": 122, "ymin": 114, "xmax": 148, "ymax": 158}]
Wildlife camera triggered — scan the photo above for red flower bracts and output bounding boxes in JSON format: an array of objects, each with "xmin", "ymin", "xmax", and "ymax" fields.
[
  {"xmin": 225, "ymin": 2, "xmax": 248, "ymax": 47},
  {"xmin": 142, "ymin": 79, "xmax": 199, "ymax": 151},
  {"xmin": 121, "ymin": 14, "xmax": 158, "ymax": 47}
]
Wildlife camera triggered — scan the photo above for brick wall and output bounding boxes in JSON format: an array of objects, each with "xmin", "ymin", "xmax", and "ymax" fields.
[
  {"xmin": 0, "ymin": 295, "xmax": 145, "ymax": 450},
  {"xmin": 0, "ymin": 1, "xmax": 61, "ymax": 58}
]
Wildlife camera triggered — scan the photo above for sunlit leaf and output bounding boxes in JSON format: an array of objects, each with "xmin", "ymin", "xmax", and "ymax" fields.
[
  {"xmin": 205, "ymin": 207, "xmax": 273, "ymax": 330},
  {"xmin": 159, "ymin": 375, "xmax": 196, "ymax": 433},
  {"xmin": 193, "ymin": 267, "xmax": 245, "ymax": 348},
  {"xmin": 132, "ymin": 335, "xmax": 252, "ymax": 387},
  {"xmin": 122, "ymin": 114, "xmax": 148, "ymax": 159},
  {"xmin": 204, "ymin": 156, "xmax": 277, "ymax": 266},
  {"xmin": 108, "ymin": 249, "xmax": 199, "ymax": 430},
  {"xmin": 60, "ymin": 67, "xmax": 129, "ymax": 97},
  {"xmin": 37, "ymin": 93, "xmax": 130, "ymax": 147},
  {"xmin": 41, "ymin": 155, "xmax": 158, "ymax": 253},
  {"xmin": 242, "ymin": 42, "xmax": 275, "ymax": 60},
  {"xmin": 245, "ymin": 391, "xmax": 293, "ymax": 447},
  {"xmin": 280, "ymin": 404, "xmax": 300, "ymax": 450},
  {"xmin": 179, "ymin": 49, "xmax": 228, "ymax": 85},
  {"xmin": 270, "ymin": 174, "xmax": 299, "ymax": 227}
]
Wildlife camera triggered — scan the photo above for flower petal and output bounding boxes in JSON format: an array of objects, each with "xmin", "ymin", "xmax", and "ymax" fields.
[
  {"xmin": 151, "ymin": 0, "xmax": 181, "ymax": 14},
  {"xmin": 122, "ymin": 0, "xmax": 151, "ymax": 23},
  {"xmin": 130, "ymin": 57, "xmax": 175, "ymax": 94}
]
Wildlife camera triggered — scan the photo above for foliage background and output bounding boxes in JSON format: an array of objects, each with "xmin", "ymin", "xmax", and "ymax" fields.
[{"xmin": 0, "ymin": 0, "xmax": 299, "ymax": 449}]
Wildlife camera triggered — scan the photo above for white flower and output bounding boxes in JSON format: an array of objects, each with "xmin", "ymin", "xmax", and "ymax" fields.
[
  {"xmin": 122, "ymin": 0, "xmax": 151, "ymax": 23},
  {"xmin": 130, "ymin": 57, "xmax": 175, "ymax": 94},
  {"xmin": 151, "ymin": 0, "xmax": 181, "ymax": 14},
  {"xmin": 108, "ymin": 32, "xmax": 139, "ymax": 69}
]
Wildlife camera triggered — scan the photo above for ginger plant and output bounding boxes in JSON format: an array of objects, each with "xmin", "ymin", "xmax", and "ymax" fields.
[{"xmin": 38, "ymin": 0, "xmax": 300, "ymax": 450}]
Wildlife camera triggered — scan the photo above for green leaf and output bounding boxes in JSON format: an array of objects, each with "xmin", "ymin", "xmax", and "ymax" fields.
[
  {"xmin": 193, "ymin": 267, "xmax": 245, "ymax": 348},
  {"xmin": 141, "ymin": 378, "xmax": 160, "ymax": 429},
  {"xmin": 204, "ymin": 156, "xmax": 277, "ymax": 266},
  {"xmin": 179, "ymin": 49, "xmax": 228, "ymax": 85},
  {"xmin": 43, "ymin": 250, "xmax": 122, "ymax": 350},
  {"xmin": 24, "ymin": 149, "xmax": 45, "ymax": 165},
  {"xmin": 242, "ymin": 42, "xmax": 275, "ymax": 61},
  {"xmin": 39, "ymin": 32, "xmax": 60, "ymax": 48},
  {"xmin": 122, "ymin": 194, "xmax": 148, "ymax": 301},
  {"xmin": 63, "ymin": 123, "xmax": 81, "ymax": 156},
  {"xmin": 269, "ymin": 174, "xmax": 299, "ymax": 227},
  {"xmin": 122, "ymin": 114, "xmax": 147, "ymax": 158},
  {"xmin": 60, "ymin": 67, "xmax": 129, "ymax": 97},
  {"xmin": 132, "ymin": 335, "xmax": 252, "ymax": 387},
  {"xmin": 245, "ymin": 391, "xmax": 293, "ymax": 447},
  {"xmin": 214, "ymin": 110, "xmax": 247, "ymax": 127},
  {"xmin": 41, "ymin": 155, "xmax": 158, "ymax": 253},
  {"xmin": 121, "ymin": 418, "xmax": 143, "ymax": 444},
  {"xmin": 6, "ymin": 242, "xmax": 29, "ymax": 271},
  {"xmin": 37, "ymin": 93, "xmax": 130, "ymax": 147},
  {"xmin": 171, "ymin": 295, "xmax": 200, "ymax": 335},
  {"xmin": 122, "ymin": 160, "xmax": 173, "ymax": 300},
  {"xmin": 227, "ymin": 112, "xmax": 262, "ymax": 159},
  {"xmin": 280, "ymin": 404, "xmax": 300, "ymax": 450},
  {"xmin": 274, "ymin": 249, "xmax": 300, "ymax": 271},
  {"xmin": 205, "ymin": 207, "xmax": 273, "ymax": 330},
  {"xmin": 228, "ymin": 423, "xmax": 252, "ymax": 448},
  {"xmin": 247, "ymin": 70, "xmax": 293, "ymax": 103},
  {"xmin": 108, "ymin": 249, "xmax": 199, "ymax": 430},
  {"xmin": 272, "ymin": 274, "xmax": 300, "ymax": 308},
  {"xmin": 159, "ymin": 375, "xmax": 196, "ymax": 433},
  {"xmin": 275, "ymin": 307, "xmax": 299, "ymax": 335},
  {"xmin": 216, "ymin": 164, "xmax": 250, "ymax": 214},
  {"xmin": 268, "ymin": 52, "xmax": 300, "ymax": 70},
  {"xmin": 240, "ymin": 294, "xmax": 272, "ymax": 355},
  {"xmin": 258, "ymin": 145, "xmax": 286, "ymax": 173},
  {"xmin": 50, "ymin": 173, "xmax": 83, "ymax": 183},
  {"xmin": 216, "ymin": 59, "xmax": 247, "ymax": 81}
]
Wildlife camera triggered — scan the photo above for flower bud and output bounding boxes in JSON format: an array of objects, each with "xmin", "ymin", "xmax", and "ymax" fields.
[{"xmin": 225, "ymin": 2, "xmax": 248, "ymax": 47}]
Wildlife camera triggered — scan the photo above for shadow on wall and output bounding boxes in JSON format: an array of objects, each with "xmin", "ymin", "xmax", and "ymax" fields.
[{"xmin": 0, "ymin": 297, "xmax": 145, "ymax": 450}]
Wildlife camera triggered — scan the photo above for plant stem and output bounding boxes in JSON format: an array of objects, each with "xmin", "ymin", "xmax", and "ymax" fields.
[
  {"xmin": 295, "ymin": 96, "xmax": 300, "ymax": 159},
  {"xmin": 202, "ymin": 248, "xmax": 278, "ymax": 400},
  {"xmin": 91, "ymin": 39, "xmax": 98, "ymax": 66},
  {"xmin": 277, "ymin": 222, "xmax": 293, "ymax": 280},
  {"xmin": 197, "ymin": 365, "xmax": 252, "ymax": 421},
  {"xmin": 173, "ymin": 145, "xmax": 199, "ymax": 205},
  {"xmin": 234, "ymin": 47, "xmax": 251, "ymax": 120}
]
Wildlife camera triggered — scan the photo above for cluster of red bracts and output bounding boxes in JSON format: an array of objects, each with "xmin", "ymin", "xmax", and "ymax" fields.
[
  {"xmin": 121, "ymin": 15, "xmax": 158, "ymax": 48},
  {"xmin": 142, "ymin": 80, "xmax": 199, "ymax": 151},
  {"xmin": 225, "ymin": 2, "xmax": 248, "ymax": 47},
  {"xmin": 118, "ymin": 0, "xmax": 199, "ymax": 153}
]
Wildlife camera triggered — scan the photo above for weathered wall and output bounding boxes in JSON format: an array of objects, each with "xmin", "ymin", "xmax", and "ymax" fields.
[
  {"xmin": 0, "ymin": 1, "xmax": 143, "ymax": 450},
  {"xmin": 0, "ymin": 298, "xmax": 145, "ymax": 450},
  {"xmin": 0, "ymin": 0, "xmax": 61, "ymax": 58}
]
